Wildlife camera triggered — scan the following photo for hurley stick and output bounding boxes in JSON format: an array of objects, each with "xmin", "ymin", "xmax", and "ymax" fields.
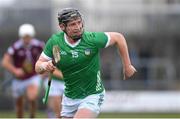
[{"xmin": 42, "ymin": 45, "xmax": 60, "ymax": 104}]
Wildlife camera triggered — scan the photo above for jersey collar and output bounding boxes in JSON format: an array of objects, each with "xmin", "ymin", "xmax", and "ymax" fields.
[{"xmin": 64, "ymin": 34, "xmax": 81, "ymax": 48}]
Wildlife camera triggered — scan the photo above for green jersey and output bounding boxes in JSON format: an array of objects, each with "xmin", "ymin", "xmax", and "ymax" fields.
[{"xmin": 43, "ymin": 31, "xmax": 110, "ymax": 99}]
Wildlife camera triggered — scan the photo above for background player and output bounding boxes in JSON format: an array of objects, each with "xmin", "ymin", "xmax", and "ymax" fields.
[{"xmin": 1, "ymin": 24, "xmax": 44, "ymax": 118}]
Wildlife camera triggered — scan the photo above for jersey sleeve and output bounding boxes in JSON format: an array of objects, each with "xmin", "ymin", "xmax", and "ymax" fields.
[
  {"xmin": 42, "ymin": 38, "xmax": 53, "ymax": 60},
  {"xmin": 92, "ymin": 32, "xmax": 111, "ymax": 49},
  {"xmin": 7, "ymin": 46, "xmax": 14, "ymax": 55}
]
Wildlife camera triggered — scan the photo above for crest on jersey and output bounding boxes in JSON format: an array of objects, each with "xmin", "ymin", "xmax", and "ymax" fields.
[{"xmin": 85, "ymin": 49, "xmax": 91, "ymax": 55}]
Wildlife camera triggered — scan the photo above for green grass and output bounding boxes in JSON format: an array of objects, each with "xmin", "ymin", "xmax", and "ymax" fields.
[
  {"xmin": 99, "ymin": 112, "xmax": 180, "ymax": 118},
  {"xmin": 0, "ymin": 111, "xmax": 180, "ymax": 118},
  {"xmin": 0, "ymin": 111, "xmax": 45, "ymax": 118}
]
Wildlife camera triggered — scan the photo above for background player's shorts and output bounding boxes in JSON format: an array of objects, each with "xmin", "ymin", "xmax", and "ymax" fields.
[
  {"xmin": 61, "ymin": 90, "xmax": 105, "ymax": 118},
  {"xmin": 44, "ymin": 79, "xmax": 65, "ymax": 96},
  {"xmin": 12, "ymin": 75, "xmax": 41, "ymax": 98}
]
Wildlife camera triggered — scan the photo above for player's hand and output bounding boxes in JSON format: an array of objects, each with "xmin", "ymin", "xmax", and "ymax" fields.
[
  {"xmin": 123, "ymin": 65, "xmax": 137, "ymax": 80},
  {"xmin": 14, "ymin": 68, "xmax": 25, "ymax": 78},
  {"xmin": 42, "ymin": 60, "xmax": 56, "ymax": 73}
]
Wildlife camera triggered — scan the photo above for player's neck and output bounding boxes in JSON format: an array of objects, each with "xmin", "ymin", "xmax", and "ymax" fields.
[
  {"xmin": 23, "ymin": 41, "xmax": 31, "ymax": 48},
  {"xmin": 66, "ymin": 36, "xmax": 79, "ymax": 44}
]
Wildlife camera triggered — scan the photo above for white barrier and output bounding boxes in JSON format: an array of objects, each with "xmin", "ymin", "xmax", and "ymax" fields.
[{"xmin": 101, "ymin": 91, "xmax": 180, "ymax": 113}]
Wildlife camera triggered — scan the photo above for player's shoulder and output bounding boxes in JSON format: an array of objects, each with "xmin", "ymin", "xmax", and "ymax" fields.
[
  {"xmin": 83, "ymin": 31, "xmax": 95, "ymax": 36},
  {"xmin": 7, "ymin": 39, "xmax": 21, "ymax": 54},
  {"xmin": 83, "ymin": 31, "xmax": 105, "ymax": 38},
  {"xmin": 44, "ymin": 32, "xmax": 64, "ymax": 47},
  {"xmin": 82, "ymin": 31, "xmax": 95, "ymax": 40},
  {"xmin": 31, "ymin": 38, "xmax": 44, "ymax": 47},
  {"xmin": 50, "ymin": 32, "xmax": 64, "ymax": 41},
  {"xmin": 12, "ymin": 39, "xmax": 23, "ymax": 49},
  {"xmin": 82, "ymin": 31, "xmax": 106, "ymax": 42}
]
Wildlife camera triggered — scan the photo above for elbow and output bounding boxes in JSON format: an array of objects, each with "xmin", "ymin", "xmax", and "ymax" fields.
[
  {"xmin": 115, "ymin": 32, "xmax": 125, "ymax": 42},
  {"xmin": 1, "ymin": 54, "xmax": 12, "ymax": 69},
  {"xmin": 111, "ymin": 32, "xmax": 125, "ymax": 40},
  {"xmin": 111, "ymin": 32, "xmax": 124, "ymax": 37},
  {"xmin": 112, "ymin": 33, "xmax": 127, "ymax": 50},
  {"xmin": 106, "ymin": 32, "xmax": 126, "ymax": 46},
  {"xmin": 112, "ymin": 32, "xmax": 126, "ymax": 44}
]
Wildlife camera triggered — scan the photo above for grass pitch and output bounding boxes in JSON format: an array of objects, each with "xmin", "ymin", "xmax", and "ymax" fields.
[{"xmin": 0, "ymin": 111, "xmax": 180, "ymax": 118}]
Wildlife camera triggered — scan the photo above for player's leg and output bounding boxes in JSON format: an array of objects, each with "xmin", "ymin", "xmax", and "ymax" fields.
[
  {"xmin": 27, "ymin": 83, "xmax": 39, "ymax": 101},
  {"xmin": 74, "ymin": 91, "xmax": 105, "ymax": 118},
  {"xmin": 46, "ymin": 79, "xmax": 65, "ymax": 118},
  {"xmin": 27, "ymin": 84, "xmax": 38, "ymax": 118},
  {"xmin": 58, "ymin": 95, "xmax": 63, "ymax": 117},
  {"xmin": 12, "ymin": 79, "xmax": 26, "ymax": 118},
  {"xmin": 61, "ymin": 95, "xmax": 80, "ymax": 119},
  {"xmin": 26, "ymin": 75, "xmax": 41, "ymax": 118},
  {"xmin": 15, "ymin": 96, "xmax": 24, "ymax": 118},
  {"xmin": 74, "ymin": 108, "xmax": 97, "ymax": 118},
  {"xmin": 48, "ymin": 96, "xmax": 62, "ymax": 118}
]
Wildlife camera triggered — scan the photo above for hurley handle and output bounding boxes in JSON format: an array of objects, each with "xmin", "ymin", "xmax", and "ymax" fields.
[{"xmin": 42, "ymin": 45, "xmax": 60, "ymax": 104}]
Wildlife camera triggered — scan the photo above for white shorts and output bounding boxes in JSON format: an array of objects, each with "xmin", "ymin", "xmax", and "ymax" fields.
[
  {"xmin": 12, "ymin": 75, "xmax": 41, "ymax": 98},
  {"xmin": 44, "ymin": 79, "xmax": 65, "ymax": 96},
  {"xmin": 61, "ymin": 91, "xmax": 105, "ymax": 118}
]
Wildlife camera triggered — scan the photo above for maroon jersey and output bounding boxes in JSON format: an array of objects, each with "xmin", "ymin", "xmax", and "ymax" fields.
[{"xmin": 7, "ymin": 39, "xmax": 44, "ymax": 80}]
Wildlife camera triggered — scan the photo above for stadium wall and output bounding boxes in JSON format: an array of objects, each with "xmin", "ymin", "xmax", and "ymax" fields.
[{"xmin": 101, "ymin": 91, "xmax": 180, "ymax": 113}]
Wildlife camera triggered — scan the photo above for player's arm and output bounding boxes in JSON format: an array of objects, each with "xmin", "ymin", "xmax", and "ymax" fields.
[
  {"xmin": 35, "ymin": 54, "xmax": 56, "ymax": 74},
  {"xmin": 52, "ymin": 68, "xmax": 63, "ymax": 79},
  {"xmin": 35, "ymin": 54, "xmax": 63, "ymax": 79},
  {"xmin": 40, "ymin": 68, "xmax": 63, "ymax": 80},
  {"xmin": 106, "ymin": 32, "xmax": 137, "ymax": 80},
  {"xmin": 1, "ymin": 53, "xmax": 24, "ymax": 77},
  {"xmin": 1, "ymin": 53, "xmax": 16, "ymax": 74}
]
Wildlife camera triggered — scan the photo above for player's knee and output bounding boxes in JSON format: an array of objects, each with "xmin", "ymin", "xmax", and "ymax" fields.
[
  {"xmin": 27, "ymin": 85, "xmax": 39, "ymax": 101},
  {"xmin": 74, "ymin": 108, "xmax": 98, "ymax": 118}
]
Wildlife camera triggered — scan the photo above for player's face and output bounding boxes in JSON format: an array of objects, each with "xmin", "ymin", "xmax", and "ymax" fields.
[
  {"xmin": 22, "ymin": 35, "xmax": 32, "ymax": 45},
  {"xmin": 64, "ymin": 17, "xmax": 84, "ymax": 40}
]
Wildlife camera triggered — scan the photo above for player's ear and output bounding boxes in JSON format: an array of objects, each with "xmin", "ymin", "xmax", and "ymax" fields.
[{"xmin": 59, "ymin": 23, "xmax": 65, "ymax": 31}]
